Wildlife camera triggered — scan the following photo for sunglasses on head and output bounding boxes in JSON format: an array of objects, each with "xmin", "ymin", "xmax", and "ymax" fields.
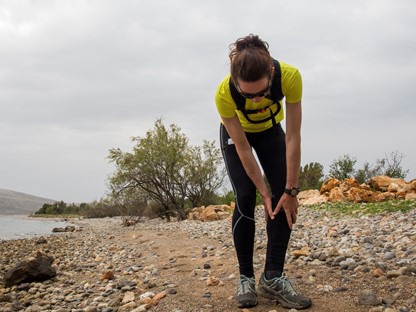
[{"xmin": 235, "ymin": 79, "xmax": 272, "ymax": 99}]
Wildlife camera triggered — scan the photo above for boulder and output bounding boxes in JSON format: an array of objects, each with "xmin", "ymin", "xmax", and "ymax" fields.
[
  {"xmin": 320, "ymin": 178, "xmax": 340, "ymax": 194},
  {"xmin": 298, "ymin": 190, "xmax": 327, "ymax": 206},
  {"xmin": 52, "ymin": 225, "xmax": 76, "ymax": 233},
  {"xmin": 297, "ymin": 189, "xmax": 319, "ymax": 200},
  {"xmin": 369, "ymin": 176, "xmax": 406, "ymax": 192},
  {"xmin": 338, "ymin": 178, "xmax": 360, "ymax": 193},
  {"xmin": 344, "ymin": 178, "xmax": 360, "ymax": 188},
  {"xmin": 188, "ymin": 205, "xmax": 232, "ymax": 222},
  {"xmin": 405, "ymin": 192, "xmax": 416, "ymax": 200},
  {"xmin": 217, "ymin": 211, "xmax": 231, "ymax": 220},
  {"xmin": 200, "ymin": 206, "xmax": 219, "ymax": 221},
  {"xmin": 403, "ymin": 179, "xmax": 416, "ymax": 193},
  {"xmin": 346, "ymin": 187, "xmax": 379, "ymax": 203},
  {"xmin": 375, "ymin": 192, "xmax": 396, "ymax": 201},
  {"xmin": 328, "ymin": 187, "xmax": 345, "ymax": 202},
  {"xmin": 3, "ymin": 251, "xmax": 56, "ymax": 287},
  {"xmin": 316, "ymin": 176, "xmax": 415, "ymax": 204}
]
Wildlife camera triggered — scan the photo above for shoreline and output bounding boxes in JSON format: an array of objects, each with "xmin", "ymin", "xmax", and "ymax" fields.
[{"xmin": 0, "ymin": 215, "xmax": 71, "ymax": 241}]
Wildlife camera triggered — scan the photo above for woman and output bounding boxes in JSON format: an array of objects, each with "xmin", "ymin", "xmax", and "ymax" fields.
[{"xmin": 215, "ymin": 34, "xmax": 312, "ymax": 309}]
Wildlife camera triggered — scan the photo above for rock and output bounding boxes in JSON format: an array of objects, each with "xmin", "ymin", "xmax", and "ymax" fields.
[
  {"xmin": 400, "ymin": 266, "xmax": 416, "ymax": 275},
  {"xmin": 153, "ymin": 291, "xmax": 167, "ymax": 302},
  {"xmin": 320, "ymin": 178, "xmax": 341, "ymax": 194},
  {"xmin": 130, "ymin": 306, "xmax": 148, "ymax": 312},
  {"xmin": 358, "ymin": 290, "xmax": 381, "ymax": 306},
  {"xmin": 332, "ymin": 256, "xmax": 346, "ymax": 265},
  {"xmin": 343, "ymin": 178, "xmax": 360, "ymax": 188},
  {"xmin": 382, "ymin": 295, "xmax": 397, "ymax": 305},
  {"xmin": 339, "ymin": 258, "xmax": 356, "ymax": 270},
  {"xmin": 328, "ymin": 187, "xmax": 346, "ymax": 202},
  {"xmin": 206, "ymin": 276, "xmax": 222, "ymax": 286},
  {"xmin": 16, "ymin": 283, "xmax": 31, "ymax": 291},
  {"xmin": 298, "ymin": 190, "xmax": 327, "ymax": 206},
  {"xmin": 200, "ymin": 206, "xmax": 219, "ymax": 221},
  {"xmin": 139, "ymin": 292, "xmax": 154, "ymax": 301},
  {"xmin": 118, "ymin": 302, "xmax": 137, "ymax": 312},
  {"xmin": 386, "ymin": 270, "xmax": 401, "ymax": 278},
  {"xmin": 0, "ymin": 294, "xmax": 13, "ymax": 303},
  {"xmin": 395, "ymin": 275, "xmax": 413, "ymax": 284},
  {"xmin": 384, "ymin": 252, "xmax": 396, "ymax": 260},
  {"xmin": 291, "ymin": 246, "xmax": 309, "ymax": 257},
  {"xmin": 217, "ymin": 211, "xmax": 231, "ymax": 220},
  {"xmin": 369, "ymin": 176, "xmax": 396, "ymax": 191},
  {"xmin": 188, "ymin": 205, "xmax": 232, "ymax": 221},
  {"xmin": 372, "ymin": 268, "xmax": 384, "ymax": 277},
  {"xmin": 3, "ymin": 251, "xmax": 56, "ymax": 287},
  {"xmin": 314, "ymin": 176, "xmax": 416, "ymax": 204},
  {"xmin": 121, "ymin": 291, "xmax": 135, "ymax": 303},
  {"xmin": 100, "ymin": 271, "xmax": 115, "ymax": 281},
  {"xmin": 36, "ymin": 236, "xmax": 48, "ymax": 244},
  {"xmin": 52, "ymin": 225, "xmax": 76, "ymax": 233},
  {"xmin": 347, "ymin": 187, "xmax": 378, "ymax": 203},
  {"xmin": 369, "ymin": 307, "xmax": 384, "ymax": 312},
  {"xmin": 405, "ymin": 192, "xmax": 416, "ymax": 200},
  {"xmin": 298, "ymin": 189, "xmax": 320, "ymax": 200},
  {"xmin": 376, "ymin": 192, "xmax": 396, "ymax": 201}
]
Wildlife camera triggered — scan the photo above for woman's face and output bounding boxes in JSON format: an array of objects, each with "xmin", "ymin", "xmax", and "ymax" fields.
[{"xmin": 236, "ymin": 76, "xmax": 271, "ymax": 103}]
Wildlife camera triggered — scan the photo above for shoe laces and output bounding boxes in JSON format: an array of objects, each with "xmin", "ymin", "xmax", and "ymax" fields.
[
  {"xmin": 237, "ymin": 275, "xmax": 255, "ymax": 296},
  {"xmin": 270, "ymin": 273, "xmax": 298, "ymax": 296}
]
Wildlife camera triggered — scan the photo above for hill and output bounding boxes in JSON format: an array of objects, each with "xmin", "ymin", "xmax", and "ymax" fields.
[{"xmin": 0, "ymin": 189, "xmax": 56, "ymax": 215}]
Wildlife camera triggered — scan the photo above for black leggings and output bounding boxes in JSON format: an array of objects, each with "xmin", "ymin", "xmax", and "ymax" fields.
[{"xmin": 220, "ymin": 123, "xmax": 291, "ymax": 278}]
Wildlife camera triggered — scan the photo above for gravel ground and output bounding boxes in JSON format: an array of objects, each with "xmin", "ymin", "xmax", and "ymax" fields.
[{"xmin": 0, "ymin": 206, "xmax": 415, "ymax": 312}]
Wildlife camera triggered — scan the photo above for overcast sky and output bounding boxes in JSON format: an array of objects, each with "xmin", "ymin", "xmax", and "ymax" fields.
[{"xmin": 1, "ymin": 0, "xmax": 415, "ymax": 203}]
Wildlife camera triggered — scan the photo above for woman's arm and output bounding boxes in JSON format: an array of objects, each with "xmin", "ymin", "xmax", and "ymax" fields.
[
  {"xmin": 221, "ymin": 115, "xmax": 275, "ymax": 220},
  {"xmin": 273, "ymin": 100, "xmax": 302, "ymax": 228},
  {"xmin": 285, "ymin": 101, "xmax": 302, "ymax": 189}
]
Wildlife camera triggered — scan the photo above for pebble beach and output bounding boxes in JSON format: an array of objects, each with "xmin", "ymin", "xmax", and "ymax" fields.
[{"xmin": 0, "ymin": 205, "xmax": 415, "ymax": 312}]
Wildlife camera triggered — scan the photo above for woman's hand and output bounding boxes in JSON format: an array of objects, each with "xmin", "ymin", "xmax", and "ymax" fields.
[
  {"xmin": 273, "ymin": 194, "xmax": 299, "ymax": 228},
  {"xmin": 262, "ymin": 193, "xmax": 274, "ymax": 221}
]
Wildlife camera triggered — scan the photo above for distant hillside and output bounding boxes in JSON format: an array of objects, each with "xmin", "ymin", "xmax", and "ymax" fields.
[{"xmin": 0, "ymin": 189, "xmax": 56, "ymax": 215}]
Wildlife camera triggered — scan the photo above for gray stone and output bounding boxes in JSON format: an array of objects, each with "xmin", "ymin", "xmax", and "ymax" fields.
[
  {"xmin": 332, "ymin": 256, "xmax": 346, "ymax": 265},
  {"xmin": 384, "ymin": 252, "xmax": 396, "ymax": 260},
  {"xmin": 382, "ymin": 295, "xmax": 397, "ymax": 305},
  {"xmin": 3, "ymin": 252, "xmax": 56, "ymax": 287},
  {"xmin": 386, "ymin": 270, "xmax": 402, "ymax": 278},
  {"xmin": 358, "ymin": 290, "xmax": 381, "ymax": 306}
]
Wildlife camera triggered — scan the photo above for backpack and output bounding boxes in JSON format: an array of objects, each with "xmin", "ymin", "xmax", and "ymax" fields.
[{"xmin": 229, "ymin": 59, "xmax": 283, "ymax": 124}]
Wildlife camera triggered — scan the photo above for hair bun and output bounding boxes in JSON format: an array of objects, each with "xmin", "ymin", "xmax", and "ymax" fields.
[{"xmin": 234, "ymin": 34, "xmax": 269, "ymax": 52}]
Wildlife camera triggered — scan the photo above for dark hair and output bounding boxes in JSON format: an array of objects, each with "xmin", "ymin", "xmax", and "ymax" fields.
[{"xmin": 229, "ymin": 34, "xmax": 273, "ymax": 83}]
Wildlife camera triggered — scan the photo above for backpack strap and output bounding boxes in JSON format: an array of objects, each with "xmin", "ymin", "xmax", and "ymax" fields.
[{"xmin": 229, "ymin": 59, "xmax": 283, "ymax": 124}]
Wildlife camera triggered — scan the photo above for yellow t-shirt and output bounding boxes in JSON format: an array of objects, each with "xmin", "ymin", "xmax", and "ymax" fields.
[{"xmin": 215, "ymin": 61, "xmax": 302, "ymax": 132}]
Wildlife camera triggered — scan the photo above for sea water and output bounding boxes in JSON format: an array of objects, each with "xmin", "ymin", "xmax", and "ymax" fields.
[{"xmin": 0, "ymin": 215, "xmax": 68, "ymax": 240}]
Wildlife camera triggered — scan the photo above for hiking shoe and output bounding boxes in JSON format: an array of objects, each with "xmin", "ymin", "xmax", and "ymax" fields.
[
  {"xmin": 258, "ymin": 273, "xmax": 312, "ymax": 309},
  {"xmin": 236, "ymin": 274, "xmax": 258, "ymax": 308}
]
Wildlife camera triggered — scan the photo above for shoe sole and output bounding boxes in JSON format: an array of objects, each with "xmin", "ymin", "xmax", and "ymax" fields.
[
  {"xmin": 258, "ymin": 285, "xmax": 311, "ymax": 310},
  {"xmin": 237, "ymin": 298, "xmax": 258, "ymax": 308}
]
